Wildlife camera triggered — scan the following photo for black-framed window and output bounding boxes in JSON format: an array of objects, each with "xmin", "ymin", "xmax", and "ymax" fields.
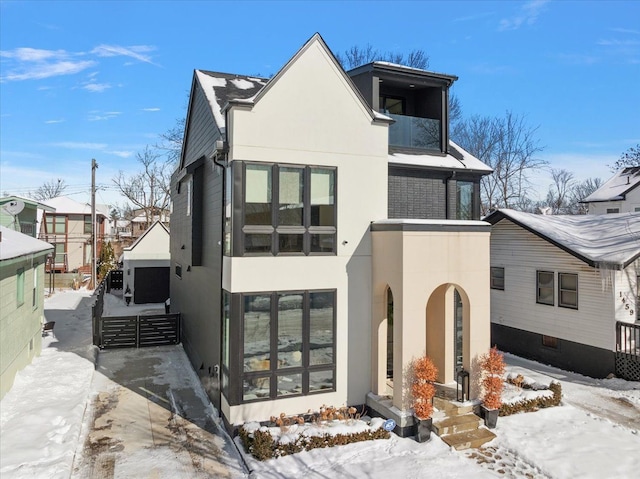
[
  {"xmin": 239, "ymin": 162, "xmax": 336, "ymax": 256},
  {"xmin": 606, "ymin": 208, "xmax": 619, "ymax": 214},
  {"xmin": 229, "ymin": 289, "xmax": 336, "ymax": 404},
  {"xmin": 558, "ymin": 273, "xmax": 578, "ymax": 309},
  {"xmin": 490, "ymin": 267, "xmax": 505, "ymax": 290},
  {"xmin": 456, "ymin": 181, "xmax": 474, "ymax": 220},
  {"xmin": 537, "ymin": 271, "xmax": 554, "ymax": 305},
  {"xmin": 379, "ymin": 95, "xmax": 406, "ymax": 115}
]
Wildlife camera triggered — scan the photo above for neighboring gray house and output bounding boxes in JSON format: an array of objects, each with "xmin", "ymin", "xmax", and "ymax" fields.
[
  {"xmin": 486, "ymin": 209, "xmax": 640, "ymax": 380},
  {"xmin": 170, "ymin": 34, "xmax": 494, "ymax": 435},
  {"xmin": 0, "ymin": 226, "xmax": 53, "ymax": 399},
  {"xmin": 582, "ymin": 167, "xmax": 640, "ymax": 214}
]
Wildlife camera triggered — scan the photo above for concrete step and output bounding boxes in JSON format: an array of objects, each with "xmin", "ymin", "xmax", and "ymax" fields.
[
  {"xmin": 433, "ymin": 397, "xmax": 473, "ymax": 416},
  {"xmin": 440, "ymin": 427, "xmax": 497, "ymax": 451},
  {"xmin": 433, "ymin": 413, "xmax": 482, "ymax": 436}
]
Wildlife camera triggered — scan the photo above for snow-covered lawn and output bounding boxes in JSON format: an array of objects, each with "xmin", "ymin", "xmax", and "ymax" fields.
[{"xmin": 1, "ymin": 288, "xmax": 640, "ymax": 478}]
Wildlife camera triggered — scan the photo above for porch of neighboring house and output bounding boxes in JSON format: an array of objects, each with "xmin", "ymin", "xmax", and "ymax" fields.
[
  {"xmin": 367, "ymin": 219, "xmax": 491, "ymax": 437},
  {"xmin": 616, "ymin": 321, "xmax": 640, "ymax": 381}
]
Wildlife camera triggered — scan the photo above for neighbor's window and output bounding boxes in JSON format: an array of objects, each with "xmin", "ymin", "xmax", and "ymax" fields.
[
  {"xmin": 45, "ymin": 214, "xmax": 66, "ymax": 235},
  {"xmin": 84, "ymin": 215, "xmax": 92, "ymax": 234},
  {"xmin": 558, "ymin": 273, "xmax": 578, "ymax": 309},
  {"xmin": 32, "ymin": 263, "xmax": 38, "ymax": 309},
  {"xmin": 240, "ymin": 289, "xmax": 336, "ymax": 403},
  {"xmin": 606, "ymin": 208, "xmax": 619, "ymax": 214},
  {"xmin": 17, "ymin": 268, "xmax": 25, "ymax": 307},
  {"xmin": 537, "ymin": 271, "xmax": 554, "ymax": 305},
  {"xmin": 456, "ymin": 181, "xmax": 474, "ymax": 220},
  {"xmin": 490, "ymin": 267, "xmax": 505, "ymax": 290},
  {"xmin": 240, "ymin": 163, "xmax": 336, "ymax": 256}
]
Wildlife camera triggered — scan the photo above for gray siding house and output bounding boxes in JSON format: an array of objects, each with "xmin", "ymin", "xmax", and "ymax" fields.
[{"xmin": 170, "ymin": 34, "xmax": 494, "ymax": 434}]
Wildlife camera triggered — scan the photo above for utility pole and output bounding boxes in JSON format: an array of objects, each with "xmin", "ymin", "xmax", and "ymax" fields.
[{"xmin": 91, "ymin": 159, "xmax": 98, "ymax": 290}]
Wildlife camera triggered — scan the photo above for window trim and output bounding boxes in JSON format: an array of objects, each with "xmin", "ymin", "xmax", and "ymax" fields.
[
  {"xmin": 238, "ymin": 161, "xmax": 337, "ymax": 257},
  {"xmin": 229, "ymin": 288, "xmax": 337, "ymax": 405},
  {"xmin": 16, "ymin": 267, "xmax": 25, "ymax": 307},
  {"xmin": 490, "ymin": 266, "xmax": 505, "ymax": 291},
  {"xmin": 558, "ymin": 272, "xmax": 578, "ymax": 309},
  {"xmin": 536, "ymin": 270, "xmax": 554, "ymax": 306}
]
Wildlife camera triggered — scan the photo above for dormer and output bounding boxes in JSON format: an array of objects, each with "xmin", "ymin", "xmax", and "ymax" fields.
[{"xmin": 348, "ymin": 62, "xmax": 457, "ymax": 155}]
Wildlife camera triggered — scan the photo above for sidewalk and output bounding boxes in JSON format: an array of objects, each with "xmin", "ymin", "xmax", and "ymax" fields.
[{"xmin": 72, "ymin": 291, "xmax": 246, "ymax": 478}]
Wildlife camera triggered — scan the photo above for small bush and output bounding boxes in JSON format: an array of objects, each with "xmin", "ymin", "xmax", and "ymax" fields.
[{"xmin": 499, "ymin": 381, "xmax": 562, "ymax": 416}]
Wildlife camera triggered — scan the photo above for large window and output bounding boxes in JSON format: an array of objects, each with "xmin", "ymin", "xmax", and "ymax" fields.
[
  {"xmin": 84, "ymin": 215, "xmax": 92, "ymax": 234},
  {"xmin": 490, "ymin": 267, "xmax": 505, "ymax": 290},
  {"xmin": 240, "ymin": 162, "xmax": 336, "ymax": 256},
  {"xmin": 558, "ymin": 273, "xmax": 578, "ymax": 309},
  {"xmin": 238, "ymin": 290, "xmax": 336, "ymax": 403},
  {"xmin": 537, "ymin": 271, "xmax": 554, "ymax": 306}
]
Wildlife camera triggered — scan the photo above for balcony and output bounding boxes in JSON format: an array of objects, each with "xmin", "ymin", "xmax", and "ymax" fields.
[{"xmin": 387, "ymin": 114, "xmax": 440, "ymax": 151}]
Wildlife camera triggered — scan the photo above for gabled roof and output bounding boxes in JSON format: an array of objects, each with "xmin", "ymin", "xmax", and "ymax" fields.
[
  {"xmin": 43, "ymin": 196, "xmax": 109, "ymax": 217},
  {"xmin": 485, "ymin": 209, "xmax": 640, "ymax": 268},
  {"xmin": 0, "ymin": 225, "xmax": 53, "ymax": 261},
  {"xmin": 0, "ymin": 196, "xmax": 55, "ymax": 212},
  {"xmin": 195, "ymin": 71, "xmax": 268, "ymax": 133},
  {"xmin": 582, "ymin": 167, "xmax": 640, "ymax": 203},
  {"xmin": 123, "ymin": 220, "xmax": 170, "ymax": 252},
  {"xmin": 389, "ymin": 140, "xmax": 493, "ymax": 174}
]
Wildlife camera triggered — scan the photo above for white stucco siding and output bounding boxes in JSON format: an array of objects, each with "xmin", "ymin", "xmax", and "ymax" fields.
[{"xmin": 491, "ymin": 220, "xmax": 615, "ymax": 351}]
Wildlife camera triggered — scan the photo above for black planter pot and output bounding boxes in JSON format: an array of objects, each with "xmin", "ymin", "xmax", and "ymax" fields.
[
  {"xmin": 414, "ymin": 416, "xmax": 432, "ymax": 442},
  {"xmin": 482, "ymin": 406, "xmax": 499, "ymax": 429}
]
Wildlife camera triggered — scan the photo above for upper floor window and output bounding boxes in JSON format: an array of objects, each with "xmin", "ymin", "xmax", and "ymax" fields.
[
  {"xmin": 558, "ymin": 273, "xmax": 578, "ymax": 309},
  {"xmin": 45, "ymin": 215, "xmax": 66, "ymax": 234},
  {"xmin": 84, "ymin": 215, "xmax": 92, "ymax": 234},
  {"xmin": 537, "ymin": 271, "xmax": 554, "ymax": 306},
  {"xmin": 240, "ymin": 162, "xmax": 336, "ymax": 256},
  {"xmin": 379, "ymin": 95, "xmax": 405, "ymax": 115},
  {"xmin": 456, "ymin": 181, "xmax": 474, "ymax": 220}
]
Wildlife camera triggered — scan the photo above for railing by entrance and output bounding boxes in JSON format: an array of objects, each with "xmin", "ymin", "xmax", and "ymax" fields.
[{"xmin": 615, "ymin": 321, "xmax": 640, "ymax": 381}]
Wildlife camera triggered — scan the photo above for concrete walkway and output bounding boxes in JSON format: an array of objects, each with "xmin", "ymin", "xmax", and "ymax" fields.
[{"xmin": 70, "ymin": 293, "xmax": 247, "ymax": 479}]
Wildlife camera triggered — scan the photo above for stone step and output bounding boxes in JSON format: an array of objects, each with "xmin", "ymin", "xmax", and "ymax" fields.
[
  {"xmin": 433, "ymin": 397, "xmax": 473, "ymax": 416},
  {"xmin": 433, "ymin": 413, "xmax": 482, "ymax": 436},
  {"xmin": 440, "ymin": 427, "xmax": 497, "ymax": 451}
]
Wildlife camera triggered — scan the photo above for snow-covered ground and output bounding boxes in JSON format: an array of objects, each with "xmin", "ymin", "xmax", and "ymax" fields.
[{"xmin": 1, "ymin": 288, "xmax": 640, "ymax": 478}]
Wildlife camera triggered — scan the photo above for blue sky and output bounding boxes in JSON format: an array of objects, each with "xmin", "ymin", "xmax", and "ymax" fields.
[{"xmin": 1, "ymin": 0, "xmax": 639, "ymax": 207}]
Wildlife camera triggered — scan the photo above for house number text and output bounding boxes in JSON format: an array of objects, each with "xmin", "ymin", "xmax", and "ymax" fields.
[{"xmin": 619, "ymin": 291, "xmax": 635, "ymax": 316}]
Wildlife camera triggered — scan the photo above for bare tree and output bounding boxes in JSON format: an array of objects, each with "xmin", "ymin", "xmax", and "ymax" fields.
[
  {"xmin": 568, "ymin": 177, "xmax": 603, "ymax": 214},
  {"xmin": 336, "ymin": 45, "xmax": 430, "ymax": 71},
  {"xmin": 609, "ymin": 143, "xmax": 640, "ymax": 172},
  {"xmin": 453, "ymin": 111, "xmax": 545, "ymax": 214},
  {"xmin": 112, "ymin": 146, "xmax": 171, "ymax": 230},
  {"xmin": 32, "ymin": 178, "xmax": 67, "ymax": 201},
  {"xmin": 545, "ymin": 168, "xmax": 575, "ymax": 214},
  {"xmin": 156, "ymin": 117, "xmax": 185, "ymax": 167}
]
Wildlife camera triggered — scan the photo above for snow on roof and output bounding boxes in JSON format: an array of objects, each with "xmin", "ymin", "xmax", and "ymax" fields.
[
  {"xmin": 582, "ymin": 167, "xmax": 640, "ymax": 202},
  {"xmin": 195, "ymin": 70, "xmax": 267, "ymax": 131},
  {"xmin": 486, "ymin": 209, "xmax": 640, "ymax": 267},
  {"xmin": 42, "ymin": 196, "xmax": 108, "ymax": 216},
  {"xmin": 0, "ymin": 195, "xmax": 55, "ymax": 211},
  {"xmin": 389, "ymin": 140, "xmax": 493, "ymax": 173},
  {"xmin": 0, "ymin": 225, "xmax": 53, "ymax": 261},
  {"xmin": 371, "ymin": 61, "xmax": 458, "ymax": 80}
]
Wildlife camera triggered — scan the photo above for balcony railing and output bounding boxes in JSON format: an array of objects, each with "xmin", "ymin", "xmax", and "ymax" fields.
[
  {"xmin": 45, "ymin": 253, "xmax": 68, "ymax": 273},
  {"xmin": 387, "ymin": 114, "xmax": 440, "ymax": 151}
]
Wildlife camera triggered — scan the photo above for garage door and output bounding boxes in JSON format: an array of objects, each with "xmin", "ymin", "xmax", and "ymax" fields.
[{"xmin": 134, "ymin": 267, "xmax": 170, "ymax": 304}]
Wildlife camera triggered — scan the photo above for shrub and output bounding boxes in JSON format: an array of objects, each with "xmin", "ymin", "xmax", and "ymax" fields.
[
  {"xmin": 479, "ymin": 346, "xmax": 506, "ymax": 410},
  {"xmin": 499, "ymin": 381, "xmax": 562, "ymax": 416},
  {"xmin": 411, "ymin": 355, "xmax": 438, "ymax": 419}
]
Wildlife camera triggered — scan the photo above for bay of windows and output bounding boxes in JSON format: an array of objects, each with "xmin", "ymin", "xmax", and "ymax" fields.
[{"xmin": 240, "ymin": 162, "xmax": 336, "ymax": 256}]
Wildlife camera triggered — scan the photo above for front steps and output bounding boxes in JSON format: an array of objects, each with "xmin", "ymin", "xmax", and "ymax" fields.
[{"xmin": 432, "ymin": 397, "xmax": 496, "ymax": 450}]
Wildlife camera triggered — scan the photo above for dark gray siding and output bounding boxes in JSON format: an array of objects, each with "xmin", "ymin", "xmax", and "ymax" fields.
[
  {"xmin": 388, "ymin": 166, "xmax": 448, "ymax": 219},
  {"xmin": 170, "ymin": 80, "xmax": 224, "ymax": 409}
]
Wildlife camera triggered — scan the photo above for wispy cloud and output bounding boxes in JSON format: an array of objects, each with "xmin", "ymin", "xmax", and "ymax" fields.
[
  {"xmin": 51, "ymin": 141, "xmax": 107, "ymax": 149},
  {"xmin": 611, "ymin": 28, "xmax": 640, "ymax": 35},
  {"xmin": 83, "ymin": 82, "xmax": 111, "ymax": 93},
  {"xmin": 499, "ymin": 0, "xmax": 550, "ymax": 31},
  {"xmin": 597, "ymin": 39, "xmax": 640, "ymax": 47},
  {"xmin": 45, "ymin": 119, "xmax": 65, "ymax": 124},
  {"xmin": 91, "ymin": 44, "xmax": 156, "ymax": 65},
  {"xmin": 0, "ymin": 44, "xmax": 157, "ymax": 82},
  {"xmin": 87, "ymin": 111, "xmax": 121, "ymax": 122},
  {"xmin": 109, "ymin": 150, "xmax": 134, "ymax": 158},
  {"xmin": 142, "ymin": 107, "xmax": 160, "ymax": 112}
]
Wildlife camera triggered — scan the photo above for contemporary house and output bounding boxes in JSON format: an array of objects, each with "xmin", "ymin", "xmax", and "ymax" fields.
[
  {"xmin": 0, "ymin": 196, "xmax": 54, "ymax": 238},
  {"xmin": 0, "ymin": 226, "xmax": 53, "ymax": 399},
  {"xmin": 170, "ymin": 34, "xmax": 493, "ymax": 434},
  {"xmin": 582, "ymin": 167, "xmax": 640, "ymax": 215},
  {"xmin": 38, "ymin": 196, "xmax": 108, "ymax": 273},
  {"xmin": 121, "ymin": 220, "xmax": 170, "ymax": 304},
  {"xmin": 486, "ymin": 209, "xmax": 640, "ymax": 380}
]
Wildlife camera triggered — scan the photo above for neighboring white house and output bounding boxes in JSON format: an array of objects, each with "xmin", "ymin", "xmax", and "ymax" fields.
[
  {"xmin": 0, "ymin": 226, "xmax": 53, "ymax": 399},
  {"xmin": 582, "ymin": 167, "xmax": 640, "ymax": 214},
  {"xmin": 121, "ymin": 221, "xmax": 170, "ymax": 304},
  {"xmin": 170, "ymin": 33, "xmax": 494, "ymax": 436},
  {"xmin": 486, "ymin": 209, "xmax": 640, "ymax": 380}
]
